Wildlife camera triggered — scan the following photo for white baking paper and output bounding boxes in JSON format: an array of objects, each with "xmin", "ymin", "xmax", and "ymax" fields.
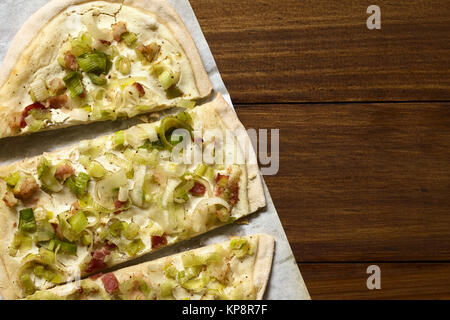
[{"xmin": 0, "ymin": 0, "xmax": 310, "ymax": 300}]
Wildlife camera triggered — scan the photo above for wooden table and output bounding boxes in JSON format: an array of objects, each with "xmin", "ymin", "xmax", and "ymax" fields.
[{"xmin": 190, "ymin": 0, "xmax": 450, "ymax": 299}]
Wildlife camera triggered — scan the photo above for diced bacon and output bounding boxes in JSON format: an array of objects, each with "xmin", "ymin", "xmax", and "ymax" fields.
[
  {"xmin": 79, "ymin": 90, "xmax": 87, "ymax": 99},
  {"xmin": 51, "ymin": 223, "xmax": 63, "ymax": 240},
  {"xmin": 100, "ymin": 40, "xmax": 111, "ymax": 46},
  {"xmin": 21, "ymin": 102, "xmax": 46, "ymax": 128},
  {"xmin": 114, "ymin": 200, "xmax": 127, "ymax": 215},
  {"xmin": 46, "ymin": 94, "xmax": 68, "ymax": 109},
  {"xmin": 101, "ymin": 273, "xmax": 119, "ymax": 294},
  {"xmin": 104, "ymin": 241, "xmax": 117, "ymax": 251},
  {"xmin": 3, "ymin": 191, "xmax": 18, "ymax": 208},
  {"xmin": 133, "ymin": 82, "xmax": 145, "ymax": 97},
  {"xmin": 115, "ymin": 200, "xmax": 126, "ymax": 209},
  {"xmin": 215, "ymin": 174, "xmax": 229, "ymax": 197},
  {"xmin": 47, "ymin": 78, "xmax": 66, "ymax": 93},
  {"xmin": 215, "ymin": 174, "xmax": 229, "ymax": 185},
  {"xmin": 93, "ymin": 247, "xmax": 110, "ymax": 260},
  {"xmin": 137, "ymin": 43, "xmax": 161, "ymax": 62},
  {"xmin": 64, "ymin": 51, "xmax": 78, "ymax": 70},
  {"xmin": 190, "ymin": 182, "xmax": 206, "ymax": 197},
  {"xmin": 85, "ymin": 257, "xmax": 106, "ymax": 274},
  {"xmin": 151, "ymin": 234, "xmax": 167, "ymax": 250},
  {"xmin": 13, "ymin": 177, "xmax": 39, "ymax": 200},
  {"xmin": 85, "ymin": 247, "xmax": 111, "ymax": 274},
  {"xmin": 112, "ymin": 21, "xmax": 127, "ymax": 42},
  {"xmin": 229, "ymin": 185, "xmax": 239, "ymax": 205},
  {"xmin": 54, "ymin": 163, "xmax": 74, "ymax": 182},
  {"xmin": 22, "ymin": 196, "xmax": 39, "ymax": 208}
]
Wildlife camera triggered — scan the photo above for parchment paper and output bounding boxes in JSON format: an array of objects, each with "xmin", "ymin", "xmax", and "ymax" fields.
[{"xmin": 0, "ymin": 0, "xmax": 310, "ymax": 300}]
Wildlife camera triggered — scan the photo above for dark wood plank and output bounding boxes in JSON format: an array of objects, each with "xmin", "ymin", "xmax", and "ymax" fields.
[
  {"xmin": 236, "ymin": 103, "xmax": 450, "ymax": 261},
  {"xmin": 190, "ymin": 0, "xmax": 450, "ymax": 103},
  {"xmin": 299, "ymin": 262, "xmax": 450, "ymax": 299}
]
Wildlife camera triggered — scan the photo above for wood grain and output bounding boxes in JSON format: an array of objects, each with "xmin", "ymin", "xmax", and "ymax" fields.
[
  {"xmin": 191, "ymin": 0, "xmax": 450, "ymax": 103},
  {"xmin": 189, "ymin": 0, "xmax": 450, "ymax": 298},
  {"xmin": 236, "ymin": 103, "xmax": 450, "ymax": 262},
  {"xmin": 299, "ymin": 263, "xmax": 450, "ymax": 299}
]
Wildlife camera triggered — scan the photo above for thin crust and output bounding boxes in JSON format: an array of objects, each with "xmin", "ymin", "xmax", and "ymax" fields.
[
  {"xmin": 25, "ymin": 234, "xmax": 275, "ymax": 300},
  {"xmin": 254, "ymin": 234, "xmax": 275, "ymax": 300},
  {"xmin": 0, "ymin": 0, "xmax": 213, "ymax": 138},
  {"xmin": 211, "ymin": 94, "xmax": 266, "ymax": 212},
  {"xmin": 0, "ymin": 246, "xmax": 13, "ymax": 300}
]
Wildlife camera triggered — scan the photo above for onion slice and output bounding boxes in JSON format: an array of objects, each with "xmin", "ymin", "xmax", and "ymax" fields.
[
  {"xmin": 130, "ymin": 165, "xmax": 146, "ymax": 207},
  {"xmin": 94, "ymin": 170, "xmax": 128, "ymax": 210},
  {"xmin": 81, "ymin": 12, "xmax": 113, "ymax": 42},
  {"xmin": 187, "ymin": 198, "xmax": 231, "ymax": 233}
]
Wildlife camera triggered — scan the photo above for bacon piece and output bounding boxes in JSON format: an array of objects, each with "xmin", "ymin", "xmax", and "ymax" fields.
[
  {"xmin": 85, "ymin": 246, "xmax": 111, "ymax": 274},
  {"xmin": 104, "ymin": 241, "xmax": 117, "ymax": 251},
  {"xmin": 101, "ymin": 273, "xmax": 119, "ymax": 294},
  {"xmin": 115, "ymin": 200, "xmax": 126, "ymax": 209},
  {"xmin": 100, "ymin": 40, "xmax": 111, "ymax": 46},
  {"xmin": 137, "ymin": 43, "xmax": 160, "ymax": 62},
  {"xmin": 226, "ymin": 166, "xmax": 241, "ymax": 205},
  {"xmin": 13, "ymin": 177, "xmax": 39, "ymax": 200},
  {"xmin": 79, "ymin": 90, "xmax": 87, "ymax": 99},
  {"xmin": 113, "ymin": 200, "xmax": 127, "ymax": 215},
  {"xmin": 215, "ymin": 174, "xmax": 229, "ymax": 198},
  {"xmin": 112, "ymin": 21, "xmax": 127, "ymax": 42},
  {"xmin": 64, "ymin": 51, "xmax": 78, "ymax": 70},
  {"xmin": 46, "ymin": 94, "xmax": 68, "ymax": 109},
  {"xmin": 132, "ymin": 82, "xmax": 145, "ymax": 97},
  {"xmin": 229, "ymin": 185, "xmax": 240, "ymax": 205},
  {"xmin": 151, "ymin": 234, "xmax": 167, "ymax": 250},
  {"xmin": 51, "ymin": 223, "xmax": 63, "ymax": 240},
  {"xmin": 190, "ymin": 182, "xmax": 206, "ymax": 197},
  {"xmin": 21, "ymin": 102, "xmax": 46, "ymax": 128},
  {"xmin": 3, "ymin": 191, "xmax": 18, "ymax": 208},
  {"xmin": 55, "ymin": 163, "xmax": 74, "ymax": 182},
  {"xmin": 215, "ymin": 174, "xmax": 229, "ymax": 185}
]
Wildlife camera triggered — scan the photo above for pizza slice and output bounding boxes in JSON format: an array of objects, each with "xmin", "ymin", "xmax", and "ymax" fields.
[
  {"xmin": 0, "ymin": 0, "xmax": 212, "ymax": 139},
  {"xmin": 0, "ymin": 94, "xmax": 266, "ymax": 299},
  {"xmin": 24, "ymin": 234, "xmax": 274, "ymax": 300}
]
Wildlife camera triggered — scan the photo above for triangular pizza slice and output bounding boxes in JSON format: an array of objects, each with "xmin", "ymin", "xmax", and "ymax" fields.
[
  {"xmin": 25, "ymin": 234, "xmax": 275, "ymax": 300},
  {"xmin": 0, "ymin": 0, "xmax": 212, "ymax": 139}
]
